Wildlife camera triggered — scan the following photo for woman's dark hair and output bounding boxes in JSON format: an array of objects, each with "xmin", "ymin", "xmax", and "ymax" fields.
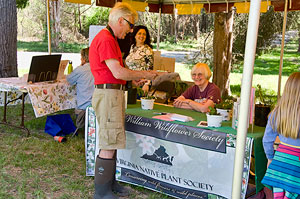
[{"xmin": 131, "ymin": 25, "xmax": 152, "ymax": 48}]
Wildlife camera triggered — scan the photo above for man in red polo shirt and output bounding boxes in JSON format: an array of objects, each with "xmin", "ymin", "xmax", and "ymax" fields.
[{"xmin": 89, "ymin": 3, "xmax": 157, "ymax": 199}]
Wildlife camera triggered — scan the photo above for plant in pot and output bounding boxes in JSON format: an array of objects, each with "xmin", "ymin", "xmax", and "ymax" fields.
[
  {"xmin": 206, "ymin": 106, "xmax": 223, "ymax": 127},
  {"xmin": 255, "ymin": 84, "xmax": 272, "ymax": 127},
  {"xmin": 215, "ymin": 96, "xmax": 235, "ymax": 121},
  {"xmin": 137, "ymin": 87, "xmax": 156, "ymax": 110}
]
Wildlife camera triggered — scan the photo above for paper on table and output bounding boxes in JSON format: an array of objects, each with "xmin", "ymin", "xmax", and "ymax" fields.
[
  {"xmin": 169, "ymin": 113, "xmax": 194, "ymax": 122},
  {"xmin": 197, "ymin": 121, "xmax": 208, "ymax": 127},
  {"xmin": 152, "ymin": 115, "xmax": 174, "ymax": 121}
]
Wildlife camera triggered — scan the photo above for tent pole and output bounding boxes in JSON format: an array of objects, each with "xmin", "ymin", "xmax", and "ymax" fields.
[
  {"xmin": 231, "ymin": 0, "xmax": 261, "ymax": 198},
  {"xmin": 277, "ymin": 0, "xmax": 288, "ymax": 100},
  {"xmin": 47, "ymin": 0, "xmax": 51, "ymax": 55}
]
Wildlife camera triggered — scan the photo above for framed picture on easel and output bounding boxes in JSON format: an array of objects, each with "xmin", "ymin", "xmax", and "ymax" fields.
[{"xmin": 27, "ymin": 54, "xmax": 62, "ymax": 83}]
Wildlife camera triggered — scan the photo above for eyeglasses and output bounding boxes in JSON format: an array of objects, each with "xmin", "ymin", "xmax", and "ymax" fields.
[{"xmin": 123, "ymin": 17, "xmax": 134, "ymax": 29}]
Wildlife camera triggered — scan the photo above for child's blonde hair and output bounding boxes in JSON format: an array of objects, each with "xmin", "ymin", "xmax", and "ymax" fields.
[{"xmin": 271, "ymin": 72, "xmax": 300, "ymax": 139}]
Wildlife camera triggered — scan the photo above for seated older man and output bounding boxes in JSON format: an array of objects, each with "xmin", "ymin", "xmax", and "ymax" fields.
[{"xmin": 67, "ymin": 47, "xmax": 94, "ymax": 129}]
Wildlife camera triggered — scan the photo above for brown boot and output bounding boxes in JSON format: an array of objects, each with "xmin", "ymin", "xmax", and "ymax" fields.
[
  {"xmin": 94, "ymin": 156, "xmax": 118, "ymax": 199},
  {"xmin": 112, "ymin": 153, "xmax": 130, "ymax": 197}
]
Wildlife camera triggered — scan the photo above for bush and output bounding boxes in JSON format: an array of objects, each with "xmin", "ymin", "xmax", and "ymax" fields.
[{"xmin": 81, "ymin": 7, "xmax": 109, "ymax": 38}]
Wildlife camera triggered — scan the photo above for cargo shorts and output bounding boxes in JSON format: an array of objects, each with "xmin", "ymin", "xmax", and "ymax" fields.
[{"xmin": 92, "ymin": 88, "xmax": 126, "ymax": 150}]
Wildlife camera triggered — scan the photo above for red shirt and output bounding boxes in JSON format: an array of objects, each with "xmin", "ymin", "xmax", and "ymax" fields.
[
  {"xmin": 89, "ymin": 29, "xmax": 126, "ymax": 85},
  {"xmin": 182, "ymin": 82, "xmax": 221, "ymax": 104}
]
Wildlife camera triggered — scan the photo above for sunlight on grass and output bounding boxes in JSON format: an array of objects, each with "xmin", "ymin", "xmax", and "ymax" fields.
[
  {"xmin": 175, "ymin": 63, "xmax": 289, "ymax": 94},
  {"xmin": 18, "ymin": 68, "xmax": 29, "ymax": 77},
  {"xmin": 229, "ymin": 73, "xmax": 288, "ymax": 94},
  {"xmin": 175, "ymin": 63, "xmax": 193, "ymax": 82}
]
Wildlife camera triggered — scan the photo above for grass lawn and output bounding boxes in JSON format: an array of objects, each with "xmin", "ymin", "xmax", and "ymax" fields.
[
  {"xmin": 0, "ymin": 104, "xmax": 171, "ymax": 199},
  {"xmin": 18, "ymin": 41, "xmax": 87, "ymax": 53}
]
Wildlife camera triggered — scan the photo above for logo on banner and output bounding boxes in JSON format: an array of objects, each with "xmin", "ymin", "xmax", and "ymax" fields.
[
  {"xmin": 141, "ymin": 145, "xmax": 174, "ymax": 166},
  {"xmin": 116, "ymin": 166, "xmax": 121, "ymax": 179}
]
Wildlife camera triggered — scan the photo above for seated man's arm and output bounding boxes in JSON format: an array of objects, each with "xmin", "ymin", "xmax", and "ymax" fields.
[
  {"xmin": 173, "ymin": 96, "xmax": 193, "ymax": 110},
  {"xmin": 66, "ymin": 69, "xmax": 79, "ymax": 85},
  {"xmin": 188, "ymin": 99, "xmax": 214, "ymax": 113},
  {"xmin": 174, "ymin": 95, "xmax": 214, "ymax": 112}
]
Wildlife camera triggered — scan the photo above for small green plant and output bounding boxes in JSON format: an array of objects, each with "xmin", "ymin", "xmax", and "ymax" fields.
[
  {"xmin": 257, "ymin": 84, "xmax": 266, "ymax": 104},
  {"xmin": 215, "ymin": 96, "xmax": 235, "ymax": 109},
  {"xmin": 174, "ymin": 80, "xmax": 188, "ymax": 96},
  {"xmin": 208, "ymin": 106, "xmax": 220, "ymax": 115},
  {"xmin": 137, "ymin": 87, "xmax": 155, "ymax": 99},
  {"xmin": 256, "ymin": 84, "xmax": 275, "ymax": 106}
]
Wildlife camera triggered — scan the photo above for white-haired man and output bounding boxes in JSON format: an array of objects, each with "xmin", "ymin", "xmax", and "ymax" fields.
[{"xmin": 89, "ymin": 2, "xmax": 158, "ymax": 199}]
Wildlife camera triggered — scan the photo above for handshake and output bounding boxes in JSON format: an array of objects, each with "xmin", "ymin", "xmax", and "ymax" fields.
[{"xmin": 133, "ymin": 72, "xmax": 181, "ymax": 92}]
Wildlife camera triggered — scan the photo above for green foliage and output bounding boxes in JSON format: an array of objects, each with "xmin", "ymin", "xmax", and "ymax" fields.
[
  {"xmin": 81, "ymin": 7, "xmax": 110, "ymax": 38},
  {"xmin": 230, "ymin": 85, "xmax": 241, "ymax": 97},
  {"xmin": 256, "ymin": 84, "xmax": 276, "ymax": 106},
  {"xmin": 137, "ymin": 87, "xmax": 155, "ymax": 99},
  {"xmin": 208, "ymin": 106, "xmax": 220, "ymax": 115},
  {"xmin": 16, "ymin": 0, "xmax": 29, "ymax": 9},
  {"xmin": 216, "ymin": 96, "xmax": 236, "ymax": 109},
  {"xmin": 174, "ymin": 80, "xmax": 188, "ymax": 96},
  {"xmin": 232, "ymin": 39, "xmax": 300, "ymax": 75},
  {"xmin": 233, "ymin": 8, "xmax": 284, "ymax": 63}
]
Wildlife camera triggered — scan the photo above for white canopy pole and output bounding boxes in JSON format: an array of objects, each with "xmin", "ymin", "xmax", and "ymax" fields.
[
  {"xmin": 277, "ymin": 0, "xmax": 288, "ymax": 100},
  {"xmin": 47, "ymin": 0, "xmax": 51, "ymax": 55},
  {"xmin": 231, "ymin": 0, "xmax": 261, "ymax": 198}
]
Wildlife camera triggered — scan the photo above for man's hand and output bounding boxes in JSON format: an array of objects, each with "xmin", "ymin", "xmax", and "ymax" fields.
[
  {"xmin": 132, "ymin": 79, "xmax": 148, "ymax": 87},
  {"xmin": 144, "ymin": 71, "xmax": 159, "ymax": 80},
  {"xmin": 174, "ymin": 96, "xmax": 191, "ymax": 107}
]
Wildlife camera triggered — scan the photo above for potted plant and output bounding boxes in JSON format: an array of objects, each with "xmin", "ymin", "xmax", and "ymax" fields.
[
  {"xmin": 206, "ymin": 106, "xmax": 223, "ymax": 127},
  {"xmin": 255, "ymin": 84, "xmax": 272, "ymax": 127},
  {"xmin": 215, "ymin": 96, "xmax": 235, "ymax": 121},
  {"xmin": 137, "ymin": 87, "xmax": 156, "ymax": 110}
]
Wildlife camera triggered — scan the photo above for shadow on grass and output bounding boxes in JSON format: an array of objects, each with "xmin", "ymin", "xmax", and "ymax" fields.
[
  {"xmin": 0, "ymin": 104, "xmax": 172, "ymax": 199},
  {"xmin": 0, "ymin": 103, "xmax": 76, "ymax": 137},
  {"xmin": 18, "ymin": 41, "xmax": 87, "ymax": 53},
  {"xmin": 232, "ymin": 40, "xmax": 300, "ymax": 76}
]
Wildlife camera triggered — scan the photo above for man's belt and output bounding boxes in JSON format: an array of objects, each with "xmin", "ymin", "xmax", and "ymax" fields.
[{"xmin": 95, "ymin": 84, "xmax": 125, "ymax": 90}]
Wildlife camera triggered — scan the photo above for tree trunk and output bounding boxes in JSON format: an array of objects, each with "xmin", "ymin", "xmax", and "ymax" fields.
[
  {"xmin": 50, "ymin": 0, "xmax": 61, "ymax": 49},
  {"xmin": 0, "ymin": 0, "xmax": 18, "ymax": 78},
  {"xmin": 174, "ymin": 10, "xmax": 177, "ymax": 43},
  {"xmin": 298, "ymin": 29, "xmax": 300, "ymax": 53},
  {"xmin": 212, "ymin": 11, "xmax": 234, "ymax": 97},
  {"xmin": 78, "ymin": 4, "xmax": 82, "ymax": 33},
  {"xmin": 200, "ymin": 12, "xmax": 208, "ymax": 32},
  {"xmin": 192, "ymin": 15, "xmax": 199, "ymax": 40}
]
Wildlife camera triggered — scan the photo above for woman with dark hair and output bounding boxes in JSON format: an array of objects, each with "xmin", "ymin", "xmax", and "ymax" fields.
[{"xmin": 125, "ymin": 25, "xmax": 154, "ymax": 71}]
